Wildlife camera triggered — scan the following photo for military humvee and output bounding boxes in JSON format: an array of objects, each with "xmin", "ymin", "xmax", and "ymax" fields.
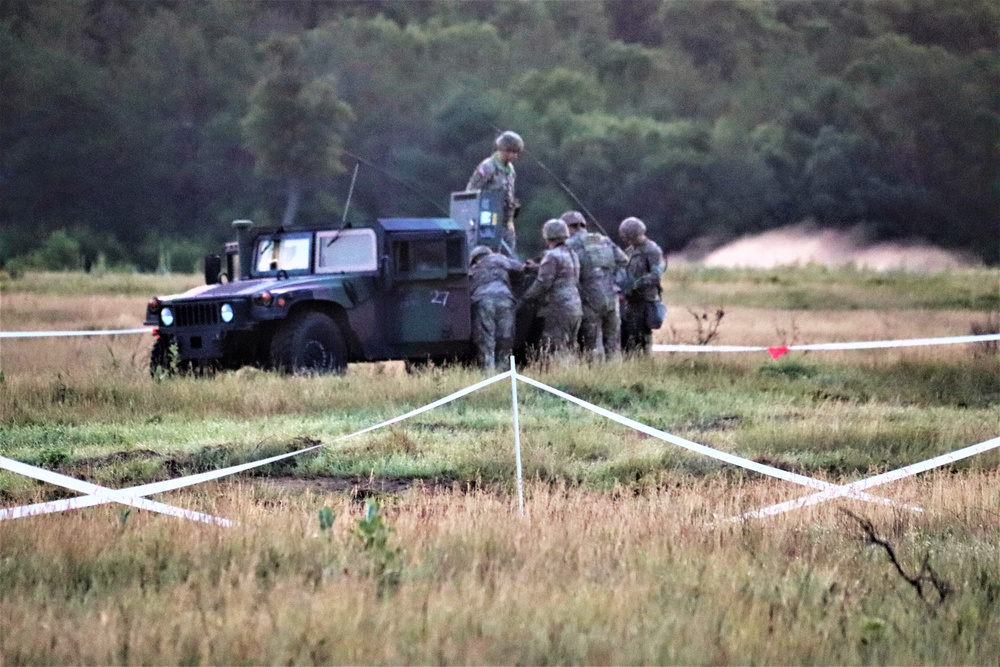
[{"xmin": 145, "ymin": 192, "xmax": 537, "ymax": 374}]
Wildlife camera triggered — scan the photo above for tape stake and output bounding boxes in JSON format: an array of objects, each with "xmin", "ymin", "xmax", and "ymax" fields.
[
  {"xmin": 768, "ymin": 346, "xmax": 790, "ymax": 360},
  {"xmin": 510, "ymin": 357, "xmax": 524, "ymax": 516}
]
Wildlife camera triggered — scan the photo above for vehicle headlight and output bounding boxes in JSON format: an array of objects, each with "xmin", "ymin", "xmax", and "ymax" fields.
[
  {"xmin": 160, "ymin": 307, "xmax": 175, "ymax": 327},
  {"xmin": 220, "ymin": 303, "xmax": 234, "ymax": 323}
]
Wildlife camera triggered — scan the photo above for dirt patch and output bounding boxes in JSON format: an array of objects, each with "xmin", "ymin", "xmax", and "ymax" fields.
[
  {"xmin": 68, "ymin": 449, "xmax": 163, "ymax": 476},
  {"xmin": 259, "ymin": 475, "xmax": 460, "ymax": 498},
  {"xmin": 673, "ymin": 222, "xmax": 980, "ymax": 272}
]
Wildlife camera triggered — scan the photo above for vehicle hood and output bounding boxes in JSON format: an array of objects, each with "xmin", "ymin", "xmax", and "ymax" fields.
[{"xmin": 158, "ymin": 275, "xmax": 351, "ymax": 301}]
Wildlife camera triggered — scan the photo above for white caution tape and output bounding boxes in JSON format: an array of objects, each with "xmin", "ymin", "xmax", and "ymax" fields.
[
  {"xmin": 0, "ymin": 371, "xmax": 512, "ymax": 522},
  {"xmin": 514, "ymin": 373, "xmax": 921, "ymax": 512},
  {"xmin": 329, "ymin": 370, "xmax": 512, "ymax": 444},
  {"xmin": 731, "ymin": 435, "xmax": 1000, "ymax": 521},
  {"xmin": 653, "ymin": 333, "xmax": 1000, "ymax": 355},
  {"xmin": 791, "ymin": 333, "xmax": 1000, "ymax": 351},
  {"xmin": 0, "ymin": 443, "xmax": 326, "ymax": 522},
  {"xmin": 653, "ymin": 344, "xmax": 767, "ymax": 353},
  {"xmin": 0, "ymin": 455, "xmax": 231, "ymax": 526},
  {"xmin": 0, "ymin": 327, "xmax": 154, "ymax": 339}
]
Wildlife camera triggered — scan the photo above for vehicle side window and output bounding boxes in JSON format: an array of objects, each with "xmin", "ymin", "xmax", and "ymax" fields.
[
  {"xmin": 315, "ymin": 229, "xmax": 378, "ymax": 273},
  {"xmin": 394, "ymin": 239, "xmax": 447, "ymax": 280},
  {"xmin": 446, "ymin": 237, "xmax": 465, "ymax": 273}
]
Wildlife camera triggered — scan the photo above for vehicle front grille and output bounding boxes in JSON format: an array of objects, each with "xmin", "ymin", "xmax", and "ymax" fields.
[{"xmin": 173, "ymin": 301, "xmax": 220, "ymax": 327}]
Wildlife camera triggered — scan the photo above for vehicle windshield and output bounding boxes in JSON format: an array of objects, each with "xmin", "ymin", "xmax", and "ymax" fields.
[{"xmin": 253, "ymin": 232, "xmax": 312, "ymax": 275}]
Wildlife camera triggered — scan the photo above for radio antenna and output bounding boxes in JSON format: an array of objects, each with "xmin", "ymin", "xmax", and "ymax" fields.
[{"xmin": 342, "ymin": 162, "xmax": 359, "ymax": 226}]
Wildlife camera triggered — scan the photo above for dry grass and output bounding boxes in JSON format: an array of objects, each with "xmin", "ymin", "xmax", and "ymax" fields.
[
  {"xmin": 1, "ymin": 477, "xmax": 999, "ymax": 664},
  {"xmin": 0, "ymin": 268, "xmax": 997, "ymax": 663}
]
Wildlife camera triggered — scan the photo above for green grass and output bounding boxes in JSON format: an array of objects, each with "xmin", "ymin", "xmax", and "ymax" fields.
[
  {"xmin": 670, "ymin": 265, "xmax": 1000, "ymax": 310},
  {"xmin": 0, "ymin": 270, "xmax": 202, "ymax": 297},
  {"xmin": 1, "ymin": 268, "xmax": 999, "ymax": 664},
  {"xmin": 1, "ymin": 355, "xmax": 996, "ymax": 499}
]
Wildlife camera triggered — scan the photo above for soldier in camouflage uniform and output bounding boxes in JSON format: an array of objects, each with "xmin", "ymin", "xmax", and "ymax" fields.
[
  {"xmin": 521, "ymin": 219, "xmax": 582, "ymax": 363},
  {"xmin": 467, "ymin": 130, "xmax": 523, "ymax": 255},
  {"xmin": 468, "ymin": 245, "xmax": 525, "ymax": 370},
  {"xmin": 561, "ymin": 210, "xmax": 629, "ymax": 361},
  {"xmin": 618, "ymin": 217, "xmax": 666, "ymax": 356}
]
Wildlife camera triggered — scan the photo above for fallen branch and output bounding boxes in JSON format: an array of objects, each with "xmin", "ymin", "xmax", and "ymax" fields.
[{"xmin": 842, "ymin": 509, "xmax": 951, "ymax": 608}]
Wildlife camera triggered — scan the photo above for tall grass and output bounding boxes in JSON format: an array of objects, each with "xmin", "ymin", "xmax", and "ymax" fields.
[
  {"xmin": 0, "ymin": 268, "xmax": 997, "ymax": 663},
  {"xmin": 1, "ymin": 478, "xmax": 999, "ymax": 664}
]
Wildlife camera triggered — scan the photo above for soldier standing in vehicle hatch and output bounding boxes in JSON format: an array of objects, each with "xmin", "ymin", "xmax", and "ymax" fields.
[
  {"xmin": 618, "ymin": 217, "xmax": 666, "ymax": 356},
  {"xmin": 521, "ymin": 219, "xmax": 582, "ymax": 363},
  {"xmin": 467, "ymin": 130, "xmax": 523, "ymax": 255},
  {"xmin": 468, "ymin": 245, "xmax": 525, "ymax": 371},
  {"xmin": 562, "ymin": 210, "xmax": 628, "ymax": 361}
]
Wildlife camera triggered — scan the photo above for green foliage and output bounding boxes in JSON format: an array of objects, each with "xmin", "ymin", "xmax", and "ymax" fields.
[
  {"xmin": 0, "ymin": 0, "xmax": 1000, "ymax": 260},
  {"xmin": 351, "ymin": 499, "xmax": 402, "ymax": 596},
  {"xmin": 318, "ymin": 506, "xmax": 335, "ymax": 532},
  {"xmin": 5, "ymin": 230, "xmax": 81, "ymax": 272},
  {"xmin": 0, "ymin": 0, "xmax": 997, "ymax": 262}
]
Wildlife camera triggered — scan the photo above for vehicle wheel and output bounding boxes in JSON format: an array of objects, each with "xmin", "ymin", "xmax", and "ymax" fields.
[
  {"xmin": 149, "ymin": 335, "xmax": 175, "ymax": 377},
  {"xmin": 270, "ymin": 311, "xmax": 348, "ymax": 375}
]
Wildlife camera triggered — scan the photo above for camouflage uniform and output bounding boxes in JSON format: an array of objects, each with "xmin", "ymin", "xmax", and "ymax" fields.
[
  {"xmin": 469, "ymin": 251, "xmax": 524, "ymax": 370},
  {"xmin": 565, "ymin": 228, "xmax": 628, "ymax": 360},
  {"xmin": 621, "ymin": 238, "xmax": 666, "ymax": 355},
  {"xmin": 467, "ymin": 154, "xmax": 518, "ymax": 253},
  {"xmin": 522, "ymin": 243, "xmax": 582, "ymax": 360}
]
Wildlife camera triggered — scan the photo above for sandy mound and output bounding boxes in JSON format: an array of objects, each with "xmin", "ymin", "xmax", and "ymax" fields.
[{"xmin": 681, "ymin": 222, "xmax": 979, "ymax": 272}]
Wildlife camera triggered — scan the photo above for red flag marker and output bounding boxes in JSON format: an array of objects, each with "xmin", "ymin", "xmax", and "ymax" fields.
[{"xmin": 768, "ymin": 345, "xmax": 790, "ymax": 360}]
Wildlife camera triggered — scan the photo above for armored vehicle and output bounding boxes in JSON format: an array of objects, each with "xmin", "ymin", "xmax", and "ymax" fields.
[{"xmin": 145, "ymin": 193, "xmax": 537, "ymax": 374}]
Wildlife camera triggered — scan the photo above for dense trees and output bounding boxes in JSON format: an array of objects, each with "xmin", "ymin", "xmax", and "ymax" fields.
[{"xmin": 1, "ymin": 0, "xmax": 996, "ymax": 270}]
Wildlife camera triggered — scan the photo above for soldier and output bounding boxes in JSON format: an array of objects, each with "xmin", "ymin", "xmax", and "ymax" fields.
[
  {"xmin": 468, "ymin": 245, "xmax": 525, "ymax": 370},
  {"xmin": 521, "ymin": 219, "xmax": 582, "ymax": 363},
  {"xmin": 467, "ymin": 130, "xmax": 523, "ymax": 255},
  {"xmin": 618, "ymin": 217, "xmax": 666, "ymax": 356},
  {"xmin": 562, "ymin": 210, "xmax": 628, "ymax": 361}
]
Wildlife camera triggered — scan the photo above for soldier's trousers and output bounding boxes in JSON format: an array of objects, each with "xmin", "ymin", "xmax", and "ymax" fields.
[
  {"xmin": 621, "ymin": 300, "xmax": 652, "ymax": 355},
  {"xmin": 540, "ymin": 311, "xmax": 582, "ymax": 364},
  {"xmin": 472, "ymin": 299, "xmax": 515, "ymax": 370},
  {"xmin": 580, "ymin": 301, "xmax": 621, "ymax": 360}
]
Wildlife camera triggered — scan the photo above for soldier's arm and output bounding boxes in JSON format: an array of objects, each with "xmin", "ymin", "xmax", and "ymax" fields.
[
  {"xmin": 466, "ymin": 160, "xmax": 494, "ymax": 191},
  {"xmin": 503, "ymin": 256, "xmax": 526, "ymax": 273},
  {"xmin": 522, "ymin": 254, "xmax": 555, "ymax": 302},
  {"xmin": 633, "ymin": 245, "xmax": 666, "ymax": 290},
  {"xmin": 612, "ymin": 242, "xmax": 628, "ymax": 268}
]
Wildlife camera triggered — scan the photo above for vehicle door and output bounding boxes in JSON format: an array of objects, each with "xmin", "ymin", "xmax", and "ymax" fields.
[{"xmin": 386, "ymin": 233, "xmax": 471, "ymax": 346}]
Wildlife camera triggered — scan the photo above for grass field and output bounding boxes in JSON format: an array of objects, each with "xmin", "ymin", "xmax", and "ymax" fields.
[{"xmin": 0, "ymin": 267, "xmax": 998, "ymax": 664}]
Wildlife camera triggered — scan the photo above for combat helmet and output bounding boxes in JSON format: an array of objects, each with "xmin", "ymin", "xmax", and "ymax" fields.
[
  {"xmin": 542, "ymin": 218, "xmax": 569, "ymax": 242},
  {"xmin": 469, "ymin": 245, "xmax": 492, "ymax": 265},
  {"xmin": 618, "ymin": 217, "xmax": 646, "ymax": 244},
  {"xmin": 560, "ymin": 210, "xmax": 586, "ymax": 229},
  {"xmin": 495, "ymin": 130, "xmax": 524, "ymax": 153}
]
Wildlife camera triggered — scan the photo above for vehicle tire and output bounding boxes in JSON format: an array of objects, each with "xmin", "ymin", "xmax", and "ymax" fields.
[
  {"xmin": 149, "ymin": 335, "xmax": 175, "ymax": 377},
  {"xmin": 270, "ymin": 311, "xmax": 348, "ymax": 375}
]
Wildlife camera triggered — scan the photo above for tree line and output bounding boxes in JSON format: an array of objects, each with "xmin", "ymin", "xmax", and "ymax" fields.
[{"xmin": 1, "ymin": 0, "xmax": 997, "ymax": 272}]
